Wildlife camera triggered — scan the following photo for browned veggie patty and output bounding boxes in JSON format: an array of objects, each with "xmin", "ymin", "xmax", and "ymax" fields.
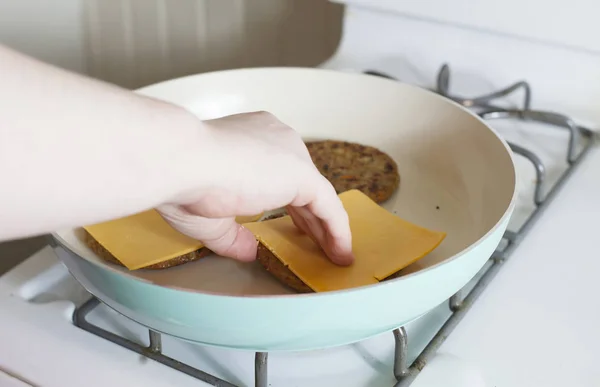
[
  {"xmin": 305, "ymin": 140, "xmax": 400, "ymax": 203},
  {"xmin": 256, "ymin": 238, "xmax": 403, "ymax": 293},
  {"xmin": 84, "ymin": 230, "xmax": 209, "ymax": 270}
]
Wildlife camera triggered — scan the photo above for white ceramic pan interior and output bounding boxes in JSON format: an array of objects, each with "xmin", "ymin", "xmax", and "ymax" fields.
[{"xmin": 52, "ymin": 67, "xmax": 516, "ymax": 351}]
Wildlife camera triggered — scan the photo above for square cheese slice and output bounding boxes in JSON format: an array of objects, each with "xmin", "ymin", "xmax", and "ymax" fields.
[
  {"xmin": 84, "ymin": 210, "xmax": 262, "ymax": 270},
  {"xmin": 244, "ymin": 190, "xmax": 446, "ymax": 292},
  {"xmin": 84, "ymin": 210, "xmax": 203, "ymax": 270}
]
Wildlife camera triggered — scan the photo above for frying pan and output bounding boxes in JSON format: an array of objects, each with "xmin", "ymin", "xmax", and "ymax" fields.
[{"xmin": 50, "ymin": 67, "xmax": 516, "ymax": 351}]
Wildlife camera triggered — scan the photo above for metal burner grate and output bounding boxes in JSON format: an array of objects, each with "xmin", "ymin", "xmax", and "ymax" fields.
[
  {"xmin": 73, "ymin": 298, "xmax": 238, "ymax": 387},
  {"xmin": 387, "ymin": 64, "xmax": 596, "ymax": 386},
  {"xmin": 72, "ymin": 65, "xmax": 597, "ymax": 387}
]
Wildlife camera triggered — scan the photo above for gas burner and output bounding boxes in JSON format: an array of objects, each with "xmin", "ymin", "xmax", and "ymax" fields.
[
  {"xmin": 73, "ymin": 298, "xmax": 238, "ymax": 387},
  {"xmin": 67, "ymin": 67, "xmax": 596, "ymax": 387},
  {"xmin": 364, "ymin": 64, "xmax": 594, "ymax": 206},
  {"xmin": 435, "ymin": 64, "xmax": 532, "ymax": 112},
  {"xmin": 72, "ymin": 297, "xmax": 407, "ymax": 387},
  {"xmin": 364, "ymin": 64, "xmax": 531, "ymax": 112}
]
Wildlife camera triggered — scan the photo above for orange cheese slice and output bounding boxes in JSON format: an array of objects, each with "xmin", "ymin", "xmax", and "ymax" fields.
[
  {"xmin": 244, "ymin": 190, "xmax": 446, "ymax": 292},
  {"xmin": 84, "ymin": 210, "xmax": 263, "ymax": 270}
]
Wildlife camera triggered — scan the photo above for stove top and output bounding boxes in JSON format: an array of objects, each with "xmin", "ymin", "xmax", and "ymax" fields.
[
  {"xmin": 2, "ymin": 1, "xmax": 600, "ymax": 383},
  {"xmin": 1, "ymin": 60, "xmax": 597, "ymax": 387}
]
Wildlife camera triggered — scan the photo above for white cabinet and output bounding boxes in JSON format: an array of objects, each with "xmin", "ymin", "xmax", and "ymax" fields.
[{"xmin": 333, "ymin": 0, "xmax": 600, "ymax": 53}]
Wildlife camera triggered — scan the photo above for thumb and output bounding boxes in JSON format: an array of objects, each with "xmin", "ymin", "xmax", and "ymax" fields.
[{"xmin": 156, "ymin": 204, "xmax": 257, "ymax": 262}]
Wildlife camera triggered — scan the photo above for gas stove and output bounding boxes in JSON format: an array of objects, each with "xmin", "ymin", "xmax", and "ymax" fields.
[{"xmin": 1, "ymin": 2, "xmax": 600, "ymax": 387}]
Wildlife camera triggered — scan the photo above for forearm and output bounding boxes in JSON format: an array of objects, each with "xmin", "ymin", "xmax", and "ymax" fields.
[{"xmin": 0, "ymin": 45, "xmax": 203, "ymax": 240}]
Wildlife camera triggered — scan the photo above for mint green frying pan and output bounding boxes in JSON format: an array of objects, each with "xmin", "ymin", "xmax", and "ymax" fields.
[{"xmin": 51, "ymin": 67, "xmax": 516, "ymax": 351}]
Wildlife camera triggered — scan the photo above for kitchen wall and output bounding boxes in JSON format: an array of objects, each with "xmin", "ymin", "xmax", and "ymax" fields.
[
  {"xmin": 0, "ymin": 0, "xmax": 87, "ymax": 73},
  {"xmin": 0, "ymin": 0, "xmax": 343, "ymax": 88},
  {"xmin": 0, "ymin": 0, "xmax": 343, "ymax": 273}
]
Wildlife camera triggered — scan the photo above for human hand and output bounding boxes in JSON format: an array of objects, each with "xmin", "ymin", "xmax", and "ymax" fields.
[{"xmin": 157, "ymin": 111, "xmax": 354, "ymax": 266}]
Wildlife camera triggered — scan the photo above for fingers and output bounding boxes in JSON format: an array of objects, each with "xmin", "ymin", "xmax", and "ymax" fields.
[
  {"xmin": 287, "ymin": 192, "xmax": 354, "ymax": 266},
  {"xmin": 157, "ymin": 204, "xmax": 257, "ymax": 262},
  {"xmin": 163, "ymin": 110, "xmax": 353, "ymax": 267},
  {"xmin": 199, "ymin": 219, "xmax": 257, "ymax": 262},
  {"xmin": 287, "ymin": 205, "xmax": 351, "ymax": 266},
  {"xmin": 280, "ymin": 159, "xmax": 354, "ymax": 266},
  {"xmin": 286, "ymin": 206, "xmax": 320, "ymax": 245}
]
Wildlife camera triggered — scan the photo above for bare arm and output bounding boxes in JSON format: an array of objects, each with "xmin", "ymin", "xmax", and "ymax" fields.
[
  {"xmin": 0, "ymin": 44, "xmax": 204, "ymax": 240},
  {"xmin": 0, "ymin": 45, "xmax": 353, "ymax": 264}
]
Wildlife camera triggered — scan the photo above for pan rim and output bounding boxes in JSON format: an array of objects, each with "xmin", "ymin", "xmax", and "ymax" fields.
[{"xmin": 51, "ymin": 66, "xmax": 518, "ymax": 300}]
